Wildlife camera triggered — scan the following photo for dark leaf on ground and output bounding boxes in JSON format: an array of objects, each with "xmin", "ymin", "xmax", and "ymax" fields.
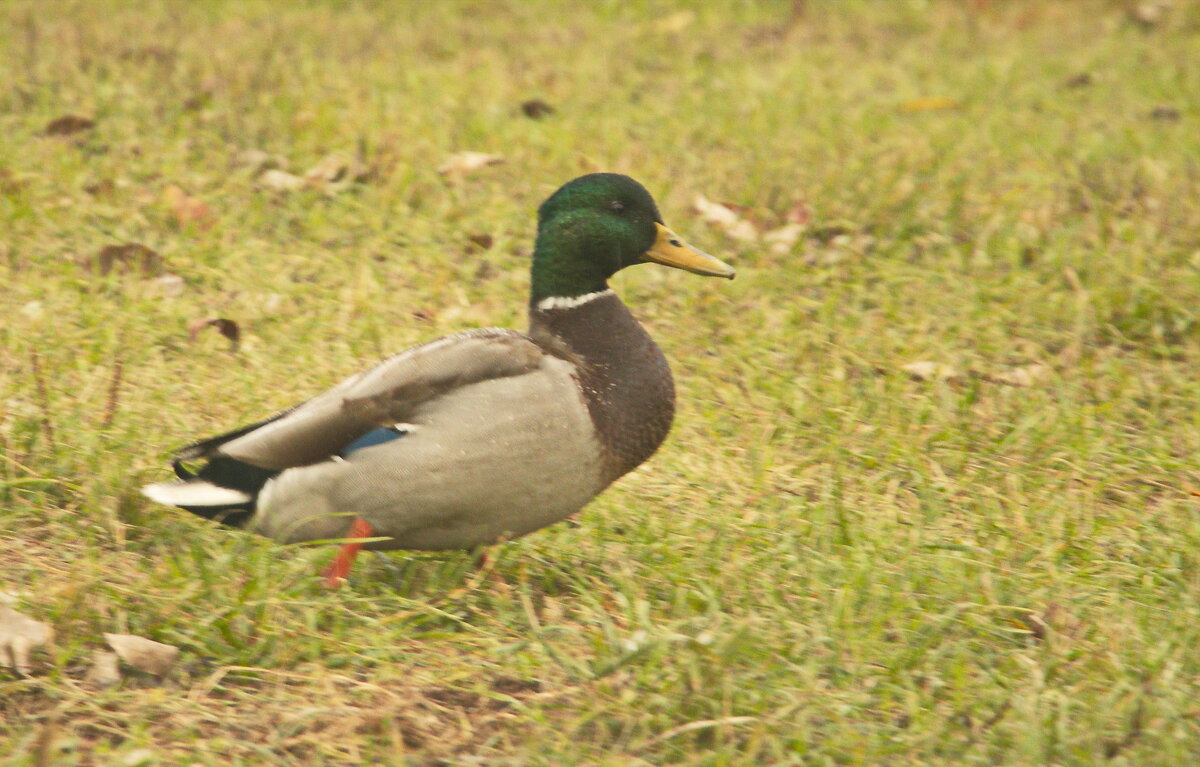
[
  {"xmin": 90, "ymin": 243, "xmax": 163, "ymax": 277},
  {"xmin": 468, "ymin": 233, "xmax": 494, "ymax": 250},
  {"xmin": 42, "ymin": 115, "xmax": 96, "ymax": 136},
  {"xmin": 521, "ymin": 99, "xmax": 556, "ymax": 119},
  {"xmin": 187, "ymin": 317, "xmax": 241, "ymax": 350}
]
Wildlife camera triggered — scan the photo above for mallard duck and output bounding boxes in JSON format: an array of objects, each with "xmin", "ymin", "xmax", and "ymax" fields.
[{"xmin": 142, "ymin": 173, "xmax": 735, "ymax": 584}]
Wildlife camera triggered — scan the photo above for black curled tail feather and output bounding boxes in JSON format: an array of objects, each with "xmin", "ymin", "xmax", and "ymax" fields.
[{"xmin": 170, "ymin": 456, "xmax": 280, "ymax": 529}]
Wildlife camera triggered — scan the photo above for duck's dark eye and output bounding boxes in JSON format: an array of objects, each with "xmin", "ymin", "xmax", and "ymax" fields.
[{"xmin": 610, "ymin": 200, "xmax": 625, "ymax": 212}]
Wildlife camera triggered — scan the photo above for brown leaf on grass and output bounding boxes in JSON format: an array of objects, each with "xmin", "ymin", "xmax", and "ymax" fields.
[
  {"xmin": 188, "ymin": 317, "xmax": 241, "ymax": 351},
  {"xmin": 85, "ymin": 650, "xmax": 121, "ymax": 688},
  {"xmin": 784, "ymin": 200, "xmax": 813, "ymax": 226},
  {"xmin": 0, "ymin": 606, "xmax": 54, "ymax": 676},
  {"xmin": 467, "ymin": 234, "xmax": 494, "ymax": 251},
  {"xmin": 182, "ymin": 90, "xmax": 213, "ymax": 111},
  {"xmin": 42, "ymin": 115, "xmax": 95, "ymax": 136},
  {"xmin": 104, "ymin": 633, "xmax": 179, "ymax": 676},
  {"xmin": 1129, "ymin": 2, "xmax": 1169, "ymax": 28},
  {"xmin": 83, "ymin": 178, "xmax": 116, "ymax": 196},
  {"xmin": 990, "ymin": 364, "xmax": 1050, "ymax": 387},
  {"xmin": 757, "ymin": 200, "xmax": 813, "ymax": 254},
  {"xmin": 1016, "ymin": 603, "xmax": 1084, "ymax": 642},
  {"xmin": 303, "ymin": 152, "xmax": 372, "ymax": 191},
  {"xmin": 437, "ymin": 152, "xmax": 504, "ymax": 177},
  {"xmin": 692, "ymin": 195, "xmax": 759, "ymax": 241},
  {"xmin": 1148, "ymin": 106, "xmax": 1181, "ymax": 121},
  {"xmin": 899, "ymin": 97, "xmax": 960, "ymax": 113},
  {"xmin": 521, "ymin": 99, "xmax": 555, "ymax": 119},
  {"xmin": 257, "ymin": 168, "xmax": 307, "ymax": 192},
  {"xmin": 1064, "ymin": 72, "xmax": 1093, "ymax": 89},
  {"xmin": 164, "ymin": 185, "xmax": 213, "ymax": 229},
  {"xmin": 763, "ymin": 223, "xmax": 805, "ymax": 255},
  {"xmin": 234, "ymin": 148, "xmax": 287, "ymax": 174},
  {"xmin": 901, "ymin": 361, "xmax": 960, "ymax": 381},
  {"xmin": 90, "ymin": 243, "xmax": 163, "ymax": 277}
]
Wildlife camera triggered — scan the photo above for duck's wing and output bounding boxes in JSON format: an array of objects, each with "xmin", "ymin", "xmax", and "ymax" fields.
[{"xmin": 176, "ymin": 328, "xmax": 547, "ymax": 471}]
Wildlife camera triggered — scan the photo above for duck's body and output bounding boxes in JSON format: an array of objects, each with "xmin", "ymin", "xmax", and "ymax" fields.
[{"xmin": 142, "ymin": 174, "xmax": 734, "ymax": 578}]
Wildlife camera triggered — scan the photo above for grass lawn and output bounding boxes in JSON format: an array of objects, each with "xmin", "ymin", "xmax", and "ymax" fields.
[{"xmin": 2, "ymin": 0, "xmax": 1199, "ymax": 763}]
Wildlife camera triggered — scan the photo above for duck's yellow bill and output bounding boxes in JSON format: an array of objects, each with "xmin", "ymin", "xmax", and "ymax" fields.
[{"xmin": 644, "ymin": 223, "xmax": 736, "ymax": 279}]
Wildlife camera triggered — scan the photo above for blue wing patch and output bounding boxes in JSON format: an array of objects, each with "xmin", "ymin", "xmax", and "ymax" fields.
[{"xmin": 341, "ymin": 426, "xmax": 406, "ymax": 456}]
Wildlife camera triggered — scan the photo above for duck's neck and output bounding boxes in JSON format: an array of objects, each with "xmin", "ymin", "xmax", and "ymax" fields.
[
  {"xmin": 527, "ymin": 288, "xmax": 621, "ymax": 356},
  {"xmin": 528, "ymin": 291, "xmax": 676, "ymax": 484},
  {"xmin": 529, "ymin": 230, "xmax": 615, "ymax": 305}
]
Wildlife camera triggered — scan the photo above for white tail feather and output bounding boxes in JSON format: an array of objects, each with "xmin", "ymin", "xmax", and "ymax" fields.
[{"xmin": 141, "ymin": 481, "xmax": 252, "ymax": 507}]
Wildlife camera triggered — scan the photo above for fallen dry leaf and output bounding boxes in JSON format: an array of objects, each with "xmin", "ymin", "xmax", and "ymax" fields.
[
  {"xmin": 90, "ymin": 243, "xmax": 163, "ymax": 277},
  {"xmin": 467, "ymin": 233, "xmax": 495, "ymax": 250},
  {"xmin": 1064, "ymin": 72, "xmax": 1093, "ymax": 89},
  {"xmin": 1129, "ymin": 1, "xmax": 1169, "ymax": 28},
  {"xmin": 234, "ymin": 148, "xmax": 287, "ymax": 174},
  {"xmin": 991, "ymin": 364, "xmax": 1050, "ymax": 387},
  {"xmin": 257, "ymin": 168, "xmax": 307, "ymax": 192},
  {"xmin": 84, "ymin": 178, "xmax": 116, "ymax": 196},
  {"xmin": 901, "ymin": 361, "xmax": 960, "ymax": 381},
  {"xmin": 521, "ymin": 99, "xmax": 555, "ymax": 119},
  {"xmin": 303, "ymin": 152, "xmax": 371, "ymax": 191},
  {"xmin": 0, "ymin": 606, "xmax": 54, "ymax": 676},
  {"xmin": 42, "ymin": 115, "xmax": 95, "ymax": 136},
  {"xmin": 188, "ymin": 317, "xmax": 241, "ymax": 351},
  {"xmin": 1148, "ymin": 105, "xmax": 1181, "ymax": 121},
  {"xmin": 1016, "ymin": 602, "xmax": 1085, "ymax": 642},
  {"xmin": 763, "ymin": 223, "xmax": 806, "ymax": 255},
  {"xmin": 85, "ymin": 650, "xmax": 121, "ymax": 688},
  {"xmin": 437, "ymin": 151, "xmax": 504, "ymax": 177},
  {"xmin": 692, "ymin": 195, "xmax": 758, "ymax": 241},
  {"xmin": 104, "ymin": 633, "xmax": 179, "ymax": 676},
  {"xmin": 784, "ymin": 200, "xmax": 813, "ymax": 226},
  {"xmin": 164, "ymin": 185, "xmax": 213, "ymax": 229},
  {"xmin": 182, "ymin": 89, "xmax": 213, "ymax": 111}
]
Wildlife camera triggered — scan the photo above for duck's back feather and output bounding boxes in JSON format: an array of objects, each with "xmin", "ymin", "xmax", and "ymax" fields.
[
  {"xmin": 215, "ymin": 328, "xmax": 542, "ymax": 469},
  {"xmin": 143, "ymin": 329, "xmax": 568, "ymax": 535}
]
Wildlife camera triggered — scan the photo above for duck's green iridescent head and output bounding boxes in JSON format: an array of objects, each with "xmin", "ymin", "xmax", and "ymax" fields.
[{"xmin": 531, "ymin": 173, "xmax": 735, "ymax": 304}]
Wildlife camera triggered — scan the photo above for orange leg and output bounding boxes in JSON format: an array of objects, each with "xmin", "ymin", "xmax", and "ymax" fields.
[{"xmin": 322, "ymin": 517, "xmax": 375, "ymax": 587}]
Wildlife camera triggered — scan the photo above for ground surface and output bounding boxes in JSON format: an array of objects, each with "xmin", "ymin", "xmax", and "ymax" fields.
[{"xmin": 2, "ymin": 1, "xmax": 1199, "ymax": 764}]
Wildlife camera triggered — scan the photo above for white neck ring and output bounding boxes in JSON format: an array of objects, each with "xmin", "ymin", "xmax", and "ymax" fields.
[{"xmin": 535, "ymin": 289, "xmax": 613, "ymax": 312}]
